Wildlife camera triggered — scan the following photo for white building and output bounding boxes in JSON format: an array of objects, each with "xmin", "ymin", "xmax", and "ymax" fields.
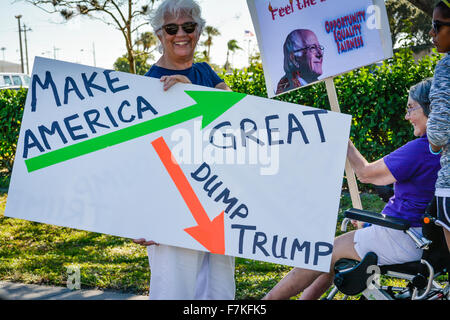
[{"xmin": 0, "ymin": 61, "xmax": 22, "ymax": 73}]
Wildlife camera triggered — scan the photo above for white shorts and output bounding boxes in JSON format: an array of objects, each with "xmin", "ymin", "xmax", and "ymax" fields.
[
  {"xmin": 147, "ymin": 244, "xmax": 235, "ymax": 300},
  {"xmin": 354, "ymin": 225, "xmax": 423, "ymax": 266}
]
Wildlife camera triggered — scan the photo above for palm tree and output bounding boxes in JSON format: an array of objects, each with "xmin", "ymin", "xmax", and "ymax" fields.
[
  {"xmin": 224, "ymin": 39, "xmax": 242, "ymax": 71},
  {"xmin": 135, "ymin": 31, "xmax": 158, "ymax": 53},
  {"xmin": 202, "ymin": 25, "xmax": 220, "ymax": 61}
]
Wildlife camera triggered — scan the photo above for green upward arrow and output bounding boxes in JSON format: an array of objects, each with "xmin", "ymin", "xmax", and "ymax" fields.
[{"xmin": 25, "ymin": 90, "xmax": 247, "ymax": 173}]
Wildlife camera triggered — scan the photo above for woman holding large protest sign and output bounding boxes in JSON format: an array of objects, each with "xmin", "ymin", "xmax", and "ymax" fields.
[
  {"xmin": 427, "ymin": 1, "xmax": 450, "ymax": 252},
  {"xmin": 132, "ymin": 0, "xmax": 235, "ymax": 300},
  {"xmin": 263, "ymin": 79, "xmax": 441, "ymax": 300}
]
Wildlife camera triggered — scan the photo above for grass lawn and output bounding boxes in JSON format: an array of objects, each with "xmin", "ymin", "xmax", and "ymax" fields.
[{"xmin": 0, "ymin": 191, "xmax": 444, "ymax": 299}]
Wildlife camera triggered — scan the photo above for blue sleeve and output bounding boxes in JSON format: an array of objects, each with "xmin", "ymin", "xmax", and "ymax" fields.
[{"xmin": 200, "ymin": 62, "xmax": 224, "ymax": 87}]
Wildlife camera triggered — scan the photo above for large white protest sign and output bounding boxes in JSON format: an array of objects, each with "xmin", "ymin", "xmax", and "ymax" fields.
[
  {"xmin": 5, "ymin": 57, "xmax": 351, "ymax": 272},
  {"xmin": 247, "ymin": 0, "xmax": 393, "ymax": 97}
]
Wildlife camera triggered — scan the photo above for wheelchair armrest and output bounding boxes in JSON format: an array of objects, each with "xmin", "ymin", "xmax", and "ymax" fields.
[{"xmin": 344, "ymin": 208, "xmax": 411, "ymax": 231}]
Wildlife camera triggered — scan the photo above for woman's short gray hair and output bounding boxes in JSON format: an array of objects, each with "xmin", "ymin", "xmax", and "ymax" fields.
[
  {"xmin": 150, "ymin": 0, "xmax": 206, "ymax": 36},
  {"xmin": 409, "ymin": 78, "xmax": 433, "ymax": 117}
]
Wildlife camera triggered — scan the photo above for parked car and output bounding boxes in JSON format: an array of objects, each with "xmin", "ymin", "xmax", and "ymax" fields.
[
  {"xmin": 0, "ymin": 85, "xmax": 24, "ymax": 92},
  {"xmin": 0, "ymin": 73, "xmax": 30, "ymax": 89}
]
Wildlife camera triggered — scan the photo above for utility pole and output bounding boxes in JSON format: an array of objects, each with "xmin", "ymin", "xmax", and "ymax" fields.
[
  {"xmin": 53, "ymin": 46, "xmax": 60, "ymax": 59},
  {"xmin": 92, "ymin": 42, "xmax": 96, "ymax": 67},
  {"xmin": 15, "ymin": 15, "xmax": 24, "ymax": 73},
  {"xmin": 245, "ymin": 38, "xmax": 251, "ymax": 65},
  {"xmin": 23, "ymin": 24, "xmax": 32, "ymax": 74},
  {"xmin": 1, "ymin": 47, "xmax": 6, "ymax": 61}
]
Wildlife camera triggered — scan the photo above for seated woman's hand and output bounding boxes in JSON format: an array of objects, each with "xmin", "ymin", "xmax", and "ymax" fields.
[
  {"xmin": 351, "ymin": 219, "xmax": 364, "ymax": 229},
  {"xmin": 160, "ymin": 75, "xmax": 191, "ymax": 91},
  {"xmin": 132, "ymin": 238, "xmax": 159, "ymax": 246}
]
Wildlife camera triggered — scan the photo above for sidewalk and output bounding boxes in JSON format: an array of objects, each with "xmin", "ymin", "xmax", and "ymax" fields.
[{"xmin": 0, "ymin": 281, "xmax": 148, "ymax": 300}]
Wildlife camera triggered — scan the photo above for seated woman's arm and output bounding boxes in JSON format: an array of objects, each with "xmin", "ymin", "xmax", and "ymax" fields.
[{"xmin": 347, "ymin": 140, "xmax": 396, "ymax": 186}]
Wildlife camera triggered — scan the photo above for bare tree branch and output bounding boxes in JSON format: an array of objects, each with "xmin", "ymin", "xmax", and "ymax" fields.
[
  {"xmin": 131, "ymin": 21, "xmax": 150, "ymax": 34},
  {"xmin": 19, "ymin": 0, "xmax": 159, "ymax": 74}
]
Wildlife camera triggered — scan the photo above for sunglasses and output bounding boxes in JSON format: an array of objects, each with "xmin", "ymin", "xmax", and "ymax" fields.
[
  {"xmin": 432, "ymin": 20, "xmax": 450, "ymax": 33},
  {"xmin": 161, "ymin": 22, "xmax": 198, "ymax": 35}
]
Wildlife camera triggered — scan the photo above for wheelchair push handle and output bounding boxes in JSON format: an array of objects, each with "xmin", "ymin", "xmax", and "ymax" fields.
[{"xmin": 341, "ymin": 218, "xmax": 350, "ymax": 232}]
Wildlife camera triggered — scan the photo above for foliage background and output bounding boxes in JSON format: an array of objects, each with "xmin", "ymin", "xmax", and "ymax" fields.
[
  {"xmin": 386, "ymin": 0, "xmax": 433, "ymax": 48},
  {"xmin": 113, "ymin": 51, "xmax": 151, "ymax": 76},
  {"xmin": 0, "ymin": 89, "xmax": 27, "ymax": 188}
]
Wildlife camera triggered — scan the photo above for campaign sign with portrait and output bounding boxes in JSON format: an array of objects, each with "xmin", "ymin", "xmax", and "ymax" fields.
[{"xmin": 247, "ymin": 0, "xmax": 393, "ymax": 97}]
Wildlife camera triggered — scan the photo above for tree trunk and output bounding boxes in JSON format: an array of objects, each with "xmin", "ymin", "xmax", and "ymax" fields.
[
  {"xmin": 127, "ymin": 46, "xmax": 136, "ymax": 74},
  {"xmin": 126, "ymin": 0, "xmax": 136, "ymax": 74},
  {"xmin": 225, "ymin": 50, "xmax": 230, "ymax": 70},
  {"xmin": 126, "ymin": 32, "xmax": 136, "ymax": 74}
]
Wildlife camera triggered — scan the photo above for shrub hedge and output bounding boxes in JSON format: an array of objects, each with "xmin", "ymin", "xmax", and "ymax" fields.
[
  {"xmin": 0, "ymin": 89, "xmax": 26, "ymax": 182},
  {"xmin": 0, "ymin": 49, "xmax": 441, "ymax": 189}
]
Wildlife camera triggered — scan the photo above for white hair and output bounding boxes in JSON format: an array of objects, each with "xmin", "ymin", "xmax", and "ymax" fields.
[
  {"xmin": 409, "ymin": 78, "xmax": 432, "ymax": 117},
  {"xmin": 150, "ymin": 0, "xmax": 206, "ymax": 53}
]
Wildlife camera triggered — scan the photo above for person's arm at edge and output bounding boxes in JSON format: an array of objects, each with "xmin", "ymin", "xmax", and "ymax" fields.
[
  {"xmin": 429, "ymin": 141, "xmax": 442, "ymax": 153},
  {"xmin": 427, "ymin": 57, "xmax": 450, "ymax": 152}
]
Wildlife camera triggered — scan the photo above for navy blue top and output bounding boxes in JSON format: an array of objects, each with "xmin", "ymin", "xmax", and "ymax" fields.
[{"xmin": 144, "ymin": 62, "xmax": 223, "ymax": 88}]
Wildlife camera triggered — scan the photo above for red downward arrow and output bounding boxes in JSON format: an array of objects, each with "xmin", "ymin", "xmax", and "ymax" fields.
[{"xmin": 151, "ymin": 137, "xmax": 225, "ymax": 255}]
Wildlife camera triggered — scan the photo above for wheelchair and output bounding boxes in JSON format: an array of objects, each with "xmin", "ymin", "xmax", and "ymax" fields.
[{"xmin": 324, "ymin": 201, "xmax": 450, "ymax": 300}]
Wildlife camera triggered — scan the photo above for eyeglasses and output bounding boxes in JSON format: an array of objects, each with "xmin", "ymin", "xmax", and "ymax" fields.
[
  {"xmin": 432, "ymin": 20, "xmax": 450, "ymax": 34},
  {"xmin": 294, "ymin": 45, "xmax": 324, "ymax": 54},
  {"xmin": 160, "ymin": 22, "xmax": 198, "ymax": 35},
  {"xmin": 406, "ymin": 105, "xmax": 421, "ymax": 116}
]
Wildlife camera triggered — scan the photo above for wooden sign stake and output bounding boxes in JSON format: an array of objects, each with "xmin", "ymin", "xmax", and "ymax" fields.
[{"xmin": 325, "ymin": 77, "xmax": 362, "ymax": 210}]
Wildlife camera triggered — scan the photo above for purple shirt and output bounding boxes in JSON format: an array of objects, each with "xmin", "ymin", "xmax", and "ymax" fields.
[{"xmin": 383, "ymin": 135, "xmax": 441, "ymax": 227}]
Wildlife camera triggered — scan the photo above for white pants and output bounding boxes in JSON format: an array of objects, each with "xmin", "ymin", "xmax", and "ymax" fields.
[
  {"xmin": 147, "ymin": 244, "xmax": 235, "ymax": 300},
  {"xmin": 354, "ymin": 225, "xmax": 423, "ymax": 266}
]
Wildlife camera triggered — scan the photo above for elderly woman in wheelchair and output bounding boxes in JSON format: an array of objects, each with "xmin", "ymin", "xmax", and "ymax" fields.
[{"xmin": 263, "ymin": 79, "xmax": 449, "ymax": 300}]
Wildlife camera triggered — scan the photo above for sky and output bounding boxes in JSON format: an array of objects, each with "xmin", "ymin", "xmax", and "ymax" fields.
[{"xmin": 0, "ymin": 0, "xmax": 258, "ymax": 74}]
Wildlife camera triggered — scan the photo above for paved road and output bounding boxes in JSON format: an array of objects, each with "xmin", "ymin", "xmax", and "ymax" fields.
[{"xmin": 0, "ymin": 281, "xmax": 148, "ymax": 300}]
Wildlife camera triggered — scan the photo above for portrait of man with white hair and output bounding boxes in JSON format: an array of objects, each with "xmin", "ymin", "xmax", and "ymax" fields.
[{"xmin": 276, "ymin": 29, "xmax": 324, "ymax": 94}]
